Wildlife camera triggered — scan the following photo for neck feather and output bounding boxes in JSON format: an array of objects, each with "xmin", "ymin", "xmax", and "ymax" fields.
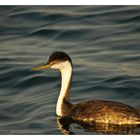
[{"xmin": 56, "ymin": 61, "xmax": 72, "ymax": 116}]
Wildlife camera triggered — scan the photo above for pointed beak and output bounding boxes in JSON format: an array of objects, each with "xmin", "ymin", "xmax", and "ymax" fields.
[{"xmin": 32, "ymin": 64, "xmax": 50, "ymax": 71}]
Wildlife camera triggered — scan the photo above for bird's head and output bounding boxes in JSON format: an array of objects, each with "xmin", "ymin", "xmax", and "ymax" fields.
[{"xmin": 32, "ymin": 51, "xmax": 72, "ymax": 71}]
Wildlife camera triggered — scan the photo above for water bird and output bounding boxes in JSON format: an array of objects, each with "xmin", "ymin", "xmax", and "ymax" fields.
[{"xmin": 32, "ymin": 51, "xmax": 140, "ymax": 125}]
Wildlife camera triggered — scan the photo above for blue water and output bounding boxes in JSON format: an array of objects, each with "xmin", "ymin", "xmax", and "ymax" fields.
[{"xmin": 0, "ymin": 6, "xmax": 140, "ymax": 134}]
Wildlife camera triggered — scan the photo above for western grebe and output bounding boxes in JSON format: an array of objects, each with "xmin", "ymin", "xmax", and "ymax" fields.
[{"xmin": 32, "ymin": 51, "xmax": 140, "ymax": 125}]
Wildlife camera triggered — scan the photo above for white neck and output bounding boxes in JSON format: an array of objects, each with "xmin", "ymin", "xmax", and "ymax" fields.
[{"xmin": 56, "ymin": 61, "xmax": 72, "ymax": 116}]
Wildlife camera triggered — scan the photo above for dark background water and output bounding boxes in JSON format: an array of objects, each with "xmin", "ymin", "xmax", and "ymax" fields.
[{"xmin": 0, "ymin": 6, "xmax": 140, "ymax": 134}]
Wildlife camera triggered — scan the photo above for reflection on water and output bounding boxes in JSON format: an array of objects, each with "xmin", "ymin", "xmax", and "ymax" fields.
[{"xmin": 57, "ymin": 117, "xmax": 140, "ymax": 135}]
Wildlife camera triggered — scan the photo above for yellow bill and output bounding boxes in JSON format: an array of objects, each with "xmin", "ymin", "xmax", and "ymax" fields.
[{"xmin": 32, "ymin": 64, "xmax": 50, "ymax": 71}]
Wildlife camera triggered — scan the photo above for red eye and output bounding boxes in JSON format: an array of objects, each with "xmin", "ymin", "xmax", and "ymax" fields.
[
  {"xmin": 50, "ymin": 61, "xmax": 56, "ymax": 65},
  {"xmin": 50, "ymin": 62, "xmax": 54, "ymax": 65}
]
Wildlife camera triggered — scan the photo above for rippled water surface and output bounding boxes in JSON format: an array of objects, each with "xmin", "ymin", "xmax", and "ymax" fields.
[{"xmin": 0, "ymin": 6, "xmax": 140, "ymax": 134}]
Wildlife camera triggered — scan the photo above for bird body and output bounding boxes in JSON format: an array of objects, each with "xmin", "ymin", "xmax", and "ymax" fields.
[
  {"xmin": 32, "ymin": 51, "xmax": 140, "ymax": 125},
  {"xmin": 69, "ymin": 100, "xmax": 140, "ymax": 124}
]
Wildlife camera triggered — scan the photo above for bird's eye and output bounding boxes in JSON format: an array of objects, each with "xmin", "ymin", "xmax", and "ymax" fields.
[
  {"xmin": 49, "ymin": 60, "xmax": 60, "ymax": 66},
  {"xmin": 50, "ymin": 61, "xmax": 55, "ymax": 66}
]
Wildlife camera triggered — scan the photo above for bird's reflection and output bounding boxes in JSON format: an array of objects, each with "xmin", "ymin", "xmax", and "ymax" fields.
[{"xmin": 57, "ymin": 116, "xmax": 140, "ymax": 135}]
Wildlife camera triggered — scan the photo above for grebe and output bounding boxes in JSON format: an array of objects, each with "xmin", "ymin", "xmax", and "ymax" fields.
[{"xmin": 32, "ymin": 51, "xmax": 140, "ymax": 125}]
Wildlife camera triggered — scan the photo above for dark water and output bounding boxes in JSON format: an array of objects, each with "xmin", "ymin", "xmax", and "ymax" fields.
[{"xmin": 0, "ymin": 6, "xmax": 140, "ymax": 134}]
